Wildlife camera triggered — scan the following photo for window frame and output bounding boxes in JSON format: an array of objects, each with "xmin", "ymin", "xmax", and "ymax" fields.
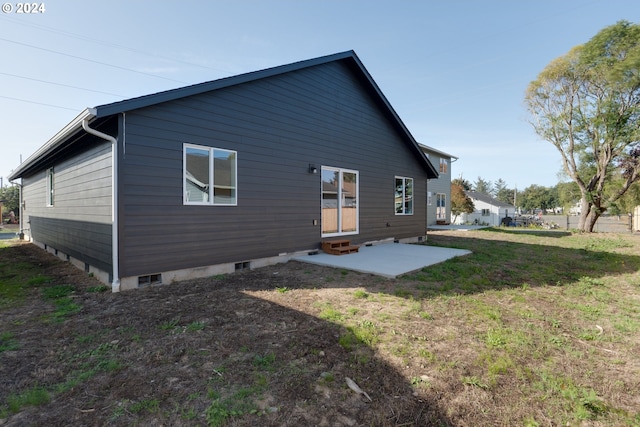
[
  {"xmin": 46, "ymin": 167, "xmax": 54, "ymax": 207},
  {"xmin": 436, "ymin": 192, "xmax": 447, "ymax": 220},
  {"xmin": 395, "ymin": 176, "xmax": 414, "ymax": 215},
  {"xmin": 183, "ymin": 143, "xmax": 238, "ymax": 206},
  {"xmin": 439, "ymin": 158, "xmax": 448, "ymax": 174},
  {"xmin": 321, "ymin": 166, "xmax": 359, "ymax": 238}
]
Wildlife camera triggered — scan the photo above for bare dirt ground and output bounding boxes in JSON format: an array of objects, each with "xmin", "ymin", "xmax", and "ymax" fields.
[
  {"xmin": 2, "ymin": 228, "xmax": 639, "ymax": 426},
  {"xmin": 0, "ymin": 240, "xmax": 451, "ymax": 426}
]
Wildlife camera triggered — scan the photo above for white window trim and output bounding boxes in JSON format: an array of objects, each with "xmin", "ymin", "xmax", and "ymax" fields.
[
  {"xmin": 321, "ymin": 166, "xmax": 359, "ymax": 238},
  {"xmin": 395, "ymin": 176, "xmax": 414, "ymax": 215},
  {"xmin": 436, "ymin": 192, "xmax": 447, "ymax": 220},
  {"xmin": 46, "ymin": 167, "xmax": 54, "ymax": 207},
  {"xmin": 439, "ymin": 158, "xmax": 448, "ymax": 174},
  {"xmin": 183, "ymin": 143, "xmax": 238, "ymax": 206}
]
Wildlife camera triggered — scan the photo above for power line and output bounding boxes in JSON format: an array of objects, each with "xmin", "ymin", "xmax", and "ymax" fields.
[
  {"xmin": 0, "ymin": 95, "xmax": 78, "ymax": 111},
  {"xmin": 0, "ymin": 15, "xmax": 232, "ymax": 74},
  {"xmin": 0, "ymin": 37, "xmax": 189, "ymax": 84},
  {"xmin": 0, "ymin": 72, "xmax": 125, "ymax": 98}
]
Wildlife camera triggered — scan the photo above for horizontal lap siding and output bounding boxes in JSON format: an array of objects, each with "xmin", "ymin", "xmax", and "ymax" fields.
[
  {"xmin": 29, "ymin": 217, "xmax": 112, "ymax": 273},
  {"xmin": 118, "ymin": 61, "xmax": 429, "ymax": 277},
  {"xmin": 425, "ymin": 152, "xmax": 451, "ymax": 225},
  {"xmin": 21, "ymin": 136, "xmax": 113, "ymax": 273}
]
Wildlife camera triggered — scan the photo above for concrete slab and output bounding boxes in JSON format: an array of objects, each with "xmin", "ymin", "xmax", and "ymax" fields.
[
  {"xmin": 427, "ymin": 225, "xmax": 489, "ymax": 231},
  {"xmin": 293, "ymin": 242, "xmax": 472, "ymax": 278}
]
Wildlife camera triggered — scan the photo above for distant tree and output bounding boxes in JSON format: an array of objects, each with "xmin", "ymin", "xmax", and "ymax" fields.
[
  {"xmin": 525, "ymin": 21, "xmax": 640, "ymax": 231},
  {"xmin": 451, "ymin": 179, "xmax": 475, "ymax": 223},
  {"xmin": 556, "ymin": 181, "xmax": 581, "ymax": 212},
  {"xmin": 0, "ymin": 185, "xmax": 19, "ymax": 215},
  {"xmin": 519, "ymin": 185, "xmax": 557, "ymax": 213},
  {"xmin": 494, "ymin": 179, "xmax": 515, "ymax": 205},
  {"xmin": 473, "ymin": 177, "xmax": 493, "ymax": 196},
  {"xmin": 454, "ymin": 176, "xmax": 472, "ymax": 191},
  {"xmin": 606, "ymin": 173, "xmax": 640, "ymax": 216}
]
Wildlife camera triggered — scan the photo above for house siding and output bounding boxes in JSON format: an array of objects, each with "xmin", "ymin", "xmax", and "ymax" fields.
[
  {"xmin": 423, "ymin": 151, "xmax": 451, "ymax": 225},
  {"xmin": 118, "ymin": 60, "xmax": 430, "ymax": 278},
  {"xmin": 21, "ymin": 134, "xmax": 113, "ymax": 275},
  {"xmin": 459, "ymin": 192, "xmax": 515, "ymax": 226}
]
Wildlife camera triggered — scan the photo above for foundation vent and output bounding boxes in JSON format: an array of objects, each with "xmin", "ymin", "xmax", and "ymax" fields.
[{"xmin": 138, "ymin": 273, "xmax": 162, "ymax": 287}]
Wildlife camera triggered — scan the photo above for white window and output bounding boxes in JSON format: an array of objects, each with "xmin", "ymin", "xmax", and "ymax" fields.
[
  {"xmin": 436, "ymin": 193, "xmax": 446, "ymax": 220},
  {"xmin": 395, "ymin": 176, "xmax": 413, "ymax": 215},
  {"xmin": 184, "ymin": 144, "xmax": 237, "ymax": 205},
  {"xmin": 46, "ymin": 167, "xmax": 54, "ymax": 207},
  {"xmin": 439, "ymin": 158, "xmax": 448, "ymax": 174},
  {"xmin": 321, "ymin": 166, "xmax": 359, "ymax": 237},
  {"xmin": 482, "ymin": 209, "xmax": 490, "ymax": 216},
  {"xmin": 427, "ymin": 191, "xmax": 432, "ymax": 206}
]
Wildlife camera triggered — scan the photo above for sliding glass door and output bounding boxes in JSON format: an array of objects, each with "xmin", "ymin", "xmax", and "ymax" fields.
[{"xmin": 321, "ymin": 166, "xmax": 359, "ymax": 237}]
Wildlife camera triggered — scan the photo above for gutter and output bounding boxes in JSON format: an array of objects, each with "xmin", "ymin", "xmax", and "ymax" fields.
[
  {"xmin": 8, "ymin": 109, "xmax": 94, "ymax": 181},
  {"xmin": 82, "ymin": 111, "xmax": 120, "ymax": 293}
]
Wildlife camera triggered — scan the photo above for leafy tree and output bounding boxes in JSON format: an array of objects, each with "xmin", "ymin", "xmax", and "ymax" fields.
[
  {"xmin": 494, "ymin": 179, "xmax": 515, "ymax": 205},
  {"xmin": 451, "ymin": 179, "xmax": 475, "ymax": 223},
  {"xmin": 525, "ymin": 20, "xmax": 640, "ymax": 232},
  {"xmin": 519, "ymin": 185, "xmax": 557, "ymax": 213},
  {"xmin": 556, "ymin": 181, "xmax": 581, "ymax": 213},
  {"xmin": 0, "ymin": 185, "xmax": 19, "ymax": 221},
  {"xmin": 454, "ymin": 177, "xmax": 473, "ymax": 191},
  {"xmin": 473, "ymin": 177, "xmax": 493, "ymax": 196}
]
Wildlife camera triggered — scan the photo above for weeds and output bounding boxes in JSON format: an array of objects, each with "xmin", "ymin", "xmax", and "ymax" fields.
[
  {"xmin": 0, "ymin": 331, "xmax": 19, "ymax": 353},
  {"xmin": 1, "ymin": 230, "xmax": 639, "ymax": 426}
]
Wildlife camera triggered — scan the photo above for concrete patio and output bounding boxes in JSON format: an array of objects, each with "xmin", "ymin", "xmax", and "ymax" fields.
[{"xmin": 294, "ymin": 242, "xmax": 471, "ymax": 278}]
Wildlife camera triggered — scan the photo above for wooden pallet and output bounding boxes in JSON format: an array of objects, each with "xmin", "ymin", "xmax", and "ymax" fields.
[{"xmin": 322, "ymin": 239, "xmax": 359, "ymax": 255}]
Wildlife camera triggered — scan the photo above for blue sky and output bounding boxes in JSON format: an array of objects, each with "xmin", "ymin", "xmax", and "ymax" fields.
[{"xmin": 1, "ymin": 0, "xmax": 638, "ymax": 190}]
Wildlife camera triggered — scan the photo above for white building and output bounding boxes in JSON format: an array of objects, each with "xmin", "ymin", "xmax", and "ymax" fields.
[{"xmin": 455, "ymin": 190, "xmax": 515, "ymax": 226}]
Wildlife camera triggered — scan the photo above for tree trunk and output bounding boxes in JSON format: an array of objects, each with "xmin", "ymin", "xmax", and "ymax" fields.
[
  {"xmin": 578, "ymin": 197, "xmax": 590, "ymax": 231},
  {"xmin": 586, "ymin": 210, "xmax": 600, "ymax": 232}
]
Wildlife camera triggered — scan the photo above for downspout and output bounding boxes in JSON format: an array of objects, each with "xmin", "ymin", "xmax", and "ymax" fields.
[
  {"xmin": 82, "ymin": 117, "xmax": 120, "ymax": 293},
  {"xmin": 7, "ymin": 178, "xmax": 25, "ymax": 240}
]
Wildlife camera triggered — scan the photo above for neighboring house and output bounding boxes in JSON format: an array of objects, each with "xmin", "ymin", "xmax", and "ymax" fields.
[
  {"xmin": 420, "ymin": 144, "xmax": 457, "ymax": 225},
  {"xmin": 8, "ymin": 50, "xmax": 439, "ymax": 291},
  {"xmin": 455, "ymin": 190, "xmax": 515, "ymax": 226}
]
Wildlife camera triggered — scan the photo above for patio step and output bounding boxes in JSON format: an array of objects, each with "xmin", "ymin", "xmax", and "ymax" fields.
[{"xmin": 322, "ymin": 239, "xmax": 359, "ymax": 255}]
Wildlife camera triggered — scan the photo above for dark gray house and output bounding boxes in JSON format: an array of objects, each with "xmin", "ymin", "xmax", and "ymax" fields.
[{"xmin": 8, "ymin": 51, "xmax": 438, "ymax": 291}]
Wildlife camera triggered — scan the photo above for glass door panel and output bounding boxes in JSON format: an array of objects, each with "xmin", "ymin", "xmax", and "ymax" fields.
[
  {"xmin": 341, "ymin": 171, "xmax": 357, "ymax": 233},
  {"xmin": 321, "ymin": 167, "xmax": 358, "ymax": 236},
  {"xmin": 321, "ymin": 168, "xmax": 339, "ymax": 234}
]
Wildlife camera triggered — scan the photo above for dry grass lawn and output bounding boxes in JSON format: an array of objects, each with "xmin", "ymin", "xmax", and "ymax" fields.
[{"xmin": 1, "ymin": 228, "xmax": 639, "ymax": 426}]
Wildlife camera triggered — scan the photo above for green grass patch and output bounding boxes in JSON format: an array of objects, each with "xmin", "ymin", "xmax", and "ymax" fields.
[
  {"xmin": 4, "ymin": 386, "xmax": 50, "ymax": 414},
  {"xmin": 0, "ymin": 247, "xmax": 53, "ymax": 304},
  {"xmin": 252, "ymin": 352, "xmax": 276, "ymax": 370},
  {"xmin": 0, "ymin": 331, "xmax": 19, "ymax": 353},
  {"xmin": 50, "ymin": 297, "xmax": 82, "ymax": 321},
  {"xmin": 159, "ymin": 318, "xmax": 180, "ymax": 330},
  {"xmin": 353, "ymin": 289, "xmax": 369, "ymax": 299},
  {"xmin": 129, "ymin": 398, "xmax": 159, "ymax": 414},
  {"xmin": 317, "ymin": 304, "xmax": 344, "ymax": 322},
  {"xmin": 41, "ymin": 284, "xmax": 75, "ymax": 299},
  {"xmin": 186, "ymin": 321, "xmax": 205, "ymax": 332},
  {"xmin": 87, "ymin": 285, "xmax": 109, "ymax": 293}
]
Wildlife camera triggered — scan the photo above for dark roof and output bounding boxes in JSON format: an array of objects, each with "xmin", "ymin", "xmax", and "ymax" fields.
[
  {"xmin": 10, "ymin": 50, "xmax": 438, "ymax": 180},
  {"xmin": 466, "ymin": 190, "xmax": 515, "ymax": 208}
]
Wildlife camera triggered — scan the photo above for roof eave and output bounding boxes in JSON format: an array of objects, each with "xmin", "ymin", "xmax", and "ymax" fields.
[
  {"xmin": 8, "ymin": 108, "xmax": 96, "ymax": 181},
  {"xmin": 419, "ymin": 143, "xmax": 458, "ymax": 161}
]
